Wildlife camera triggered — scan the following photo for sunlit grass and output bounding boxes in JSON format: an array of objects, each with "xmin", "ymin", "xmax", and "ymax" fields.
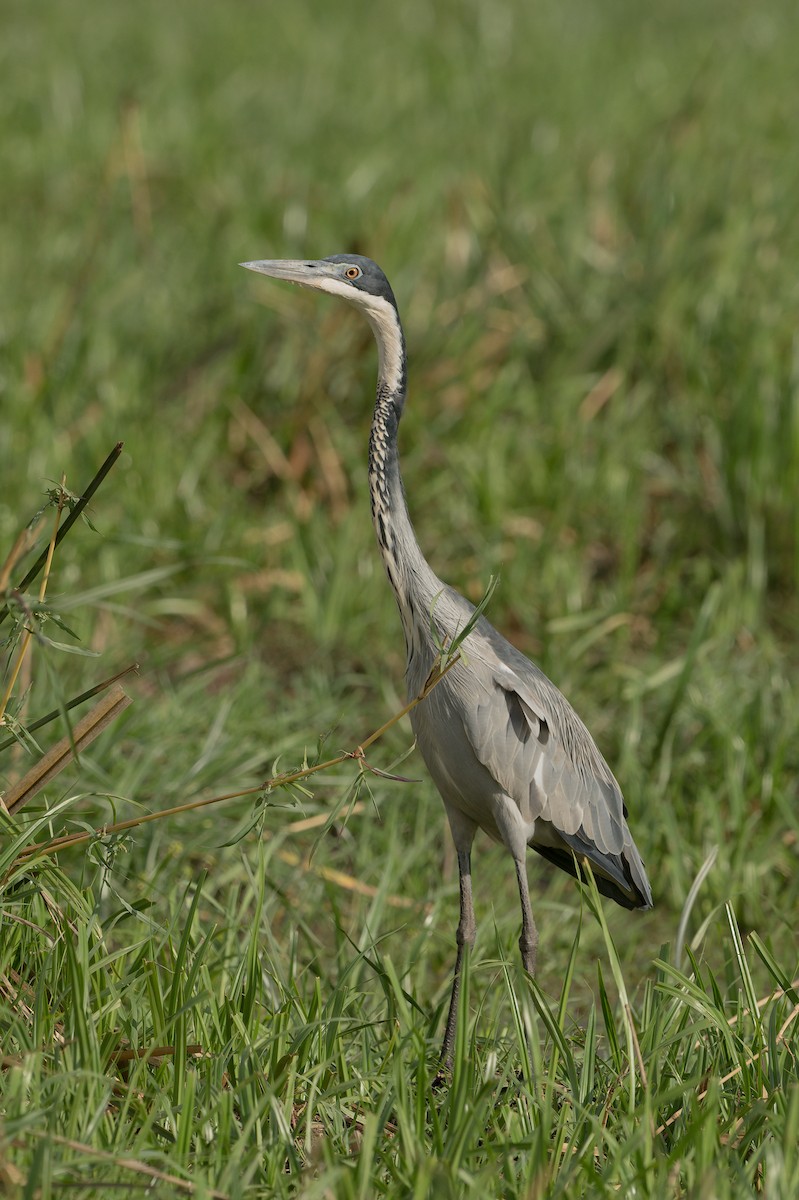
[{"xmin": 2, "ymin": 0, "xmax": 799, "ymax": 1194}]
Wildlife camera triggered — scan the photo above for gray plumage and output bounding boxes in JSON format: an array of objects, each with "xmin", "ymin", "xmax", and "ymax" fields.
[{"xmin": 241, "ymin": 253, "xmax": 652, "ymax": 1065}]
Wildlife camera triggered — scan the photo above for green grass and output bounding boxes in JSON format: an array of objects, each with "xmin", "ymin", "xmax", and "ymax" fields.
[{"xmin": 2, "ymin": 0, "xmax": 799, "ymax": 1194}]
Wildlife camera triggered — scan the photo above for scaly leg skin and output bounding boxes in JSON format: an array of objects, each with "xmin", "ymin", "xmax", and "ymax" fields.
[
  {"xmin": 514, "ymin": 855, "xmax": 538, "ymax": 976},
  {"xmin": 439, "ymin": 848, "xmax": 476, "ymax": 1069}
]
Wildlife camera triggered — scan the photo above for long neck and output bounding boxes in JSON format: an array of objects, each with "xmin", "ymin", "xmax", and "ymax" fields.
[{"xmin": 364, "ymin": 299, "xmax": 440, "ymax": 649}]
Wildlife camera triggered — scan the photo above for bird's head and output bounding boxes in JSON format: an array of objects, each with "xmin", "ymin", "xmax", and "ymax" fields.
[
  {"xmin": 241, "ymin": 253, "xmax": 405, "ymax": 388},
  {"xmin": 240, "ymin": 254, "xmax": 397, "ymax": 311}
]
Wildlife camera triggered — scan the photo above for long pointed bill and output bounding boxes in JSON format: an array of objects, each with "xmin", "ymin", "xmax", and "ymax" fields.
[{"xmin": 239, "ymin": 259, "xmax": 328, "ymax": 289}]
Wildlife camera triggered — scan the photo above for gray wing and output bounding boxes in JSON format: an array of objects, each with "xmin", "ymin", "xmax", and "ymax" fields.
[{"xmin": 462, "ymin": 629, "xmax": 653, "ymax": 910}]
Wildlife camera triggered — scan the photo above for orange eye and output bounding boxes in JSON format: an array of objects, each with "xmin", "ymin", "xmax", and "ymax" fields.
[{"xmin": 345, "ymin": 266, "xmax": 360, "ymax": 279}]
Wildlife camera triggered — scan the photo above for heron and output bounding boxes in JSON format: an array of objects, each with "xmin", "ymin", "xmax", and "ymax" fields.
[{"xmin": 241, "ymin": 254, "xmax": 653, "ymax": 1065}]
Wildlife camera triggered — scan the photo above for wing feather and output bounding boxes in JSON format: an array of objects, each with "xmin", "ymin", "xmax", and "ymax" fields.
[{"xmin": 461, "ymin": 656, "xmax": 652, "ymax": 908}]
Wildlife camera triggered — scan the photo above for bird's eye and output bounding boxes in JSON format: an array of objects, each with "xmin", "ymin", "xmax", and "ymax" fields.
[{"xmin": 345, "ymin": 266, "xmax": 361, "ymax": 280}]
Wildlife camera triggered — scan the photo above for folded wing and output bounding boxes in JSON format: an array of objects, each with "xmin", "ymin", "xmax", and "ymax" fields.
[{"xmin": 462, "ymin": 657, "xmax": 652, "ymax": 910}]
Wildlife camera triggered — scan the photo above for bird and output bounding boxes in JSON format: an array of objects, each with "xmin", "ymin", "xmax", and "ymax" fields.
[{"xmin": 241, "ymin": 253, "xmax": 653, "ymax": 1065}]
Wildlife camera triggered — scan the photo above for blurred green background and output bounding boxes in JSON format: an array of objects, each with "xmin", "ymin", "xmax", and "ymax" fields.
[
  {"xmin": 3, "ymin": 0, "xmax": 798, "ymax": 994},
  {"xmin": 2, "ymin": 0, "xmax": 799, "ymax": 1191}
]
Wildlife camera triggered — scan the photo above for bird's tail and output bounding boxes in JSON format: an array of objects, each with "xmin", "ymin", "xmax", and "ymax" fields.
[{"xmin": 533, "ymin": 834, "xmax": 653, "ymax": 910}]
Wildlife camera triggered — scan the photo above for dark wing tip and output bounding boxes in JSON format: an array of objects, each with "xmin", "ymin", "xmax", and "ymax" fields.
[{"xmin": 532, "ymin": 842, "xmax": 653, "ymax": 911}]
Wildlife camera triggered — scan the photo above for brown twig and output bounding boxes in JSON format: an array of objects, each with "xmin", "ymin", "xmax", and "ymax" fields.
[
  {"xmin": 2, "ymin": 684, "xmax": 133, "ymax": 817},
  {"xmin": 111, "ymin": 1043, "xmax": 203, "ymax": 1065},
  {"xmin": 0, "ymin": 663, "xmax": 139, "ymax": 755},
  {"xmin": 8, "ymin": 653, "xmax": 460, "ymax": 869}
]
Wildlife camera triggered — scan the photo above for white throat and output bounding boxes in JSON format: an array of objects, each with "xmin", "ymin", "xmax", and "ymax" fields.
[{"xmin": 313, "ymin": 277, "xmax": 404, "ymax": 394}]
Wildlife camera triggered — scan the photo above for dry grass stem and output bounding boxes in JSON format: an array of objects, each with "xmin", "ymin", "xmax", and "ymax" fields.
[
  {"xmin": 8, "ymin": 654, "xmax": 459, "ymax": 870},
  {"xmin": 2, "ymin": 683, "xmax": 133, "ymax": 816}
]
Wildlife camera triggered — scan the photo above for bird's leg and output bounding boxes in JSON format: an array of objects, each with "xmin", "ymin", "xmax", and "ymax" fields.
[
  {"xmin": 514, "ymin": 855, "xmax": 538, "ymax": 976},
  {"xmin": 439, "ymin": 848, "xmax": 476, "ymax": 1068}
]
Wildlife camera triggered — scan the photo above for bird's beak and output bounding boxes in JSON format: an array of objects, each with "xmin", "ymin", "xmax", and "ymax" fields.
[{"xmin": 239, "ymin": 259, "xmax": 328, "ymax": 289}]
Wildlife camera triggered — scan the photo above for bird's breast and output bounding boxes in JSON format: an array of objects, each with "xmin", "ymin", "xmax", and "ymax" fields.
[{"xmin": 409, "ymin": 667, "xmax": 508, "ymax": 842}]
